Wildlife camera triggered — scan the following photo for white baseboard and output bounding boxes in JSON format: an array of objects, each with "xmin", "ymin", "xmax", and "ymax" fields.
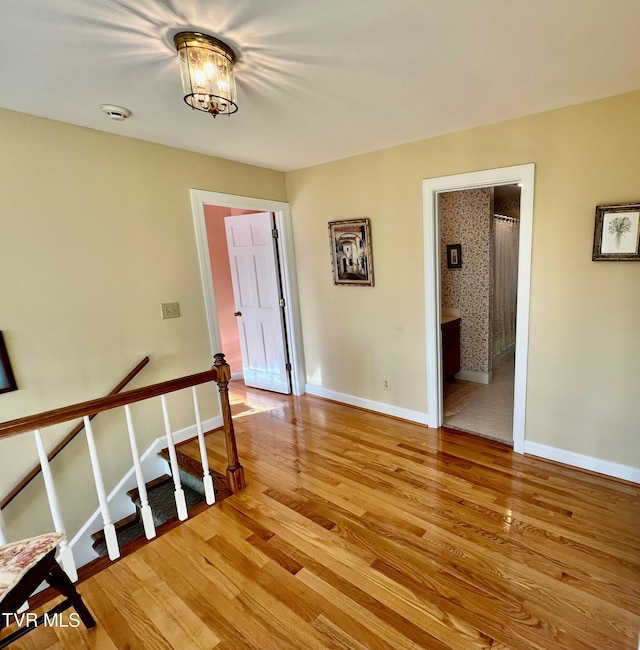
[
  {"xmin": 304, "ymin": 385, "xmax": 429, "ymax": 426},
  {"xmin": 524, "ymin": 441, "xmax": 640, "ymax": 484},
  {"xmin": 304, "ymin": 386, "xmax": 638, "ymax": 484},
  {"xmin": 69, "ymin": 415, "xmax": 223, "ymax": 568},
  {"xmin": 455, "ymin": 369, "xmax": 492, "ymax": 384}
]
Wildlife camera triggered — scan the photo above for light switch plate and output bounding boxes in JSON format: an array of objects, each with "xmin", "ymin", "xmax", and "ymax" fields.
[{"xmin": 161, "ymin": 302, "xmax": 180, "ymax": 319}]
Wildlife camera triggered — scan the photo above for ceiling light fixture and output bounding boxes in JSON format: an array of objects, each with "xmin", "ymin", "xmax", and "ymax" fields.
[{"xmin": 174, "ymin": 32, "xmax": 238, "ymax": 118}]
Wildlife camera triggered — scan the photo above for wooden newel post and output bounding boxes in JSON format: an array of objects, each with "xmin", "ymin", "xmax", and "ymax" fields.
[{"xmin": 213, "ymin": 353, "xmax": 246, "ymax": 493}]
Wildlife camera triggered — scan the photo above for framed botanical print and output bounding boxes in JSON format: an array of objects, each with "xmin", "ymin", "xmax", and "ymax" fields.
[
  {"xmin": 592, "ymin": 203, "xmax": 640, "ymax": 261},
  {"xmin": 328, "ymin": 218, "xmax": 374, "ymax": 286}
]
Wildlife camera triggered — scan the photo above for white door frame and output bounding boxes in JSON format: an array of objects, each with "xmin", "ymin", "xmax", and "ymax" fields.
[
  {"xmin": 190, "ymin": 189, "xmax": 306, "ymax": 396},
  {"xmin": 423, "ymin": 164, "xmax": 535, "ymax": 453}
]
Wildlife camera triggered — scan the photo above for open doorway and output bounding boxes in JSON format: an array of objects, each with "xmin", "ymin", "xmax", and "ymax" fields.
[
  {"xmin": 202, "ymin": 204, "xmax": 261, "ymax": 379},
  {"xmin": 423, "ymin": 164, "xmax": 535, "ymax": 454},
  {"xmin": 190, "ymin": 190, "xmax": 306, "ymax": 396},
  {"xmin": 439, "ymin": 185, "xmax": 520, "ymax": 443}
]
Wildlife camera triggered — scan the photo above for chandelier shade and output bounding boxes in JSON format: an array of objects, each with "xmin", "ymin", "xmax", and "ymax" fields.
[{"xmin": 174, "ymin": 32, "xmax": 238, "ymax": 117}]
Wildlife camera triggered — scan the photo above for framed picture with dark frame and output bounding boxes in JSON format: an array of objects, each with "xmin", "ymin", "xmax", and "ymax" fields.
[
  {"xmin": 0, "ymin": 331, "xmax": 17, "ymax": 394},
  {"xmin": 446, "ymin": 244, "xmax": 462, "ymax": 268},
  {"xmin": 328, "ymin": 218, "xmax": 374, "ymax": 286},
  {"xmin": 592, "ymin": 202, "xmax": 640, "ymax": 261}
]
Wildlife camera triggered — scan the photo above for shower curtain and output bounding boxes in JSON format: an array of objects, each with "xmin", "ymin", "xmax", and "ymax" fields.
[{"xmin": 493, "ymin": 215, "xmax": 519, "ymax": 359}]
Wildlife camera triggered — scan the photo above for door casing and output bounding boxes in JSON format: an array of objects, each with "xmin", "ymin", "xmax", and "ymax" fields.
[
  {"xmin": 422, "ymin": 164, "xmax": 535, "ymax": 453},
  {"xmin": 190, "ymin": 190, "xmax": 306, "ymax": 396}
]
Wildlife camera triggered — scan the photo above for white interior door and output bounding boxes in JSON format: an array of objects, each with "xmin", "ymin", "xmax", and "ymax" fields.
[{"xmin": 224, "ymin": 212, "xmax": 291, "ymax": 394}]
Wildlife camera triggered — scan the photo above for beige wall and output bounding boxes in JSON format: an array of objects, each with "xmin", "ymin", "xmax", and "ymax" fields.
[
  {"xmin": 286, "ymin": 91, "xmax": 640, "ymax": 469},
  {"xmin": 0, "ymin": 108, "xmax": 286, "ymax": 540},
  {"xmin": 2, "ymin": 91, "xmax": 639, "ymax": 544}
]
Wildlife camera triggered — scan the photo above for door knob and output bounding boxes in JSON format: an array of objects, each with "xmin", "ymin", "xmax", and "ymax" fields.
[{"xmin": 234, "ymin": 311, "xmax": 242, "ymax": 317}]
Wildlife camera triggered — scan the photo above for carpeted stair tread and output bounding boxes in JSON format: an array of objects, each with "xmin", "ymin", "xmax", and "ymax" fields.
[
  {"xmin": 126, "ymin": 474, "xmax": 174, "ymax": 503},
  {"xmin": 90, "ymin": 511, "xmax": 141, "ymax": 544},
  {"xmin": 157, "ymin": 447, "xmax": 232, "ymax": 501},
  {"xmin": 137, "ymin": 475, "xmax": 206, "ymax": 525},
  {"xmin": 91, "ymin": 445, "xmax": 233, "ymax": 558},
  {"xmin": 91, "ymin": 474, "xmax": 206, "ymax": 557}
]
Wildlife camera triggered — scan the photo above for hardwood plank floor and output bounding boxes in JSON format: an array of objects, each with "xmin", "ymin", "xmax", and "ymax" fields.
[{"xmin": 8, "ymin": 383, "xmax": 640, "ymax": 649}]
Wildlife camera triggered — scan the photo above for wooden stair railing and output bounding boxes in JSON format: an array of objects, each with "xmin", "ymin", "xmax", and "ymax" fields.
[
  {"xmin": 0, "ymin": 356, "xmax": 150, "ymax": 511},
  {"xmin": 0, "ymin": 353, "xmax": 245, "ymax": 577}
]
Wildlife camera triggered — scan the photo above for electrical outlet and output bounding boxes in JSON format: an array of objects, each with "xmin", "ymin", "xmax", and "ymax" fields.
[
  {"xmin": 161, "ymin": 302, "xmax": 180, "ymax": 319},
  {"xmin": 383, "ymin": 378, "xmax": 391, "ymax": 391}
]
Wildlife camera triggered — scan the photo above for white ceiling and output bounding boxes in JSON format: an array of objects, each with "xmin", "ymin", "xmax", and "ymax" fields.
[{"xmin": 2, "ymin": 1, "xmax": 639, "ymax": 172}]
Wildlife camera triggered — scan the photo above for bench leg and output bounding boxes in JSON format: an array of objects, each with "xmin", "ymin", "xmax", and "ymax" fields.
[{"xmin": 46, "ymin": 563, "xmax": 95, "ymax": 629}]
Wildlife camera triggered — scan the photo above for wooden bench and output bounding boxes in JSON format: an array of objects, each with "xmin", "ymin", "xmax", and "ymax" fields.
[{"xmin": 0, "ymin": 533, "xmax": 95, "ymax": 648}]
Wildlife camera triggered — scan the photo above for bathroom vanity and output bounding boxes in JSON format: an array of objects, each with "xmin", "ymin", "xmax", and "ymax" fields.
[{"xmin": 441, "ymin": 316, "xmax": 461, "ymax": 380}]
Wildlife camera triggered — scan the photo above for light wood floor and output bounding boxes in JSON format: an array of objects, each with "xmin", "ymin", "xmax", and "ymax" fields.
[{"xmin": 9, "ymin": 383, "xmax": 640, "ymax": 649}]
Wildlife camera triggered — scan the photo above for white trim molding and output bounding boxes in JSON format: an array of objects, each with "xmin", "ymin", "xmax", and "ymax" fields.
[
  {"xmin": 305, "ymin": 384, "xmax": 429, "ymax": 426},
  {"xmin": 189, "ymin": 190, "xmax": 306, "ymax": 396},
  {"xmin": 423, "ymin": 164, "xmax": 535, "ymax": 455},
  {"xmin": 524, "ymin": 441, "xmax": 640, "ymax": 484}
]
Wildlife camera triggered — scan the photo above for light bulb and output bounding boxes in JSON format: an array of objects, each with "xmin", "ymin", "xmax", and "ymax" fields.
[{"xmin": 193, "ymin": 69, "xmax": 206, "ymax": 87}]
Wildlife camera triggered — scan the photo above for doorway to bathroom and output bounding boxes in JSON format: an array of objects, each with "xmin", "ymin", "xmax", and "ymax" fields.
[
  {"xmin": 423, "ymin": 164, "xmax": 535, "ymax": 455},
  {"xmin": 439, "ymin": 185, "xmax": 520, "ymax": 444}
]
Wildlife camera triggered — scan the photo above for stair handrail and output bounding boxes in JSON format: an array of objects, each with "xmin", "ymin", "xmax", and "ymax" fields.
[
  {"xmin": 0, "ymin": 353, "xmax": 245, "ymax": 491},
  {"xmin": 3, "ymin": 357, "xmax": 219, "ymax": 436},
  {"xmin": 0, "ymin": 356, "xmax": 150, "ymax": 510},
  {"xmin": 0, "ymin": 353, "xmax": 245, "ymax": 570}
]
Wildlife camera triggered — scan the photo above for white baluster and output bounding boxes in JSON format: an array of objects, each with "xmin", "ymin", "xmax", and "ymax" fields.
[
  {"xmin": 192, "ymin": 386, "xmax": 215, "ymax": 505},
  {"xmin": 124, "ymin": 405, "xmax": 156, "ymax": 540},
  {"xmin": 33, "ymin": 429, "xmax": 78, "ymax": 581},
  {"xmin": 160, "ymin": 395, "xmax": 188, "ymax": 520},
  {"xmin": 84, "ymin": 417, "xmax": 120, "ymax": 560}
]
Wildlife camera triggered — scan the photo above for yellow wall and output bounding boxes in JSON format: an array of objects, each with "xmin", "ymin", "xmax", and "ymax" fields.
[
  {"xmin": 2, "ymin": 92, "xmax": 639, "ymax": 545},
  {"xmin": 286, "ymin": 91, "xmax": 640, "ymax": 468},
  {"xmin": 0, "ymin": 108, "xmax": 286, "ymax": 540}
]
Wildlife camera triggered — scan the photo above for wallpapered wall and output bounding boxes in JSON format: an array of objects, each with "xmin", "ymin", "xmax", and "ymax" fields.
[
  {"xmin": 494, "ymin": 193, "xmax": 521, "ymax": 218},
  {"xmin": 440, "ymin": 188, "xmax": 494, "ymax": 375}
]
